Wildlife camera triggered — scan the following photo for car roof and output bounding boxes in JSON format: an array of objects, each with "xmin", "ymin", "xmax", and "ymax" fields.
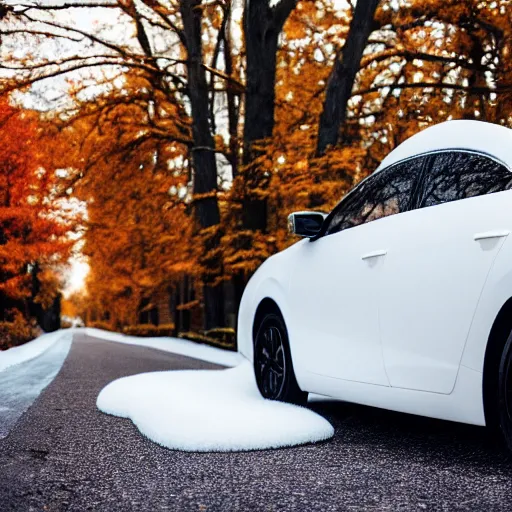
[{"xmin": 375, "ymin": 120, "xmax": 512, "ymax": 173}]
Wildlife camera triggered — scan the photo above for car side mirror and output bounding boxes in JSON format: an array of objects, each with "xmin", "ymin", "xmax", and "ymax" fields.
[{"xmin": 287, "ymin": 211, "xmax": 327, "ymax": 238}]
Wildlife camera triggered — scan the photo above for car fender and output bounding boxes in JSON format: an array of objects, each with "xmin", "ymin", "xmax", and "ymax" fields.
[
  {"xmin": 237, "ymin": 240, "xmax": 306, "ymax": 364},
  {"xmin": 461, "ymin": 234, "xmax": 512, "ymax": 373}
]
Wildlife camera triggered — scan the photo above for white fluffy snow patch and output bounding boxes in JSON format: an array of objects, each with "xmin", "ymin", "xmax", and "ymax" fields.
[
  {"xmin": 97, "ymin": 360, "xmax": 334, "ymax": 452},
  {"xmin": 0, "ymin": 330, "xmax": 70, "ymax": 373},
  {"xmin": 84, "ymin": 328, "xmax": 243, "ymax": 368}
]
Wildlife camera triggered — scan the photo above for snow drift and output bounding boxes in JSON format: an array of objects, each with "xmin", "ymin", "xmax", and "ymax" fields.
[
  {"xmin": 97, "ymin": 360, "xmax": 334, "ymax": 452},
  {"xmin": 0, "ymin": 330, "xmax": 71, "ymax": 373},
  {"xmin": 84, "ymin": 327, "xmax": 243, "ymax": 368},
  {"xmin": 0, "ymin": 331, "xmax": 72, "ymax": 439}
]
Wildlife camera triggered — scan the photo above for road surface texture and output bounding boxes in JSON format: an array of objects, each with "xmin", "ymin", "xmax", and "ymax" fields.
[{"xmin": 1, "ymin": 331, "xmax": 512, "ymax": 511}]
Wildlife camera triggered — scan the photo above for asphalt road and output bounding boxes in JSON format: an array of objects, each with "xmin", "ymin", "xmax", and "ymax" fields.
[{"xmin": 1, "ymin": 332, "xmax": 512, "ymax": 511}]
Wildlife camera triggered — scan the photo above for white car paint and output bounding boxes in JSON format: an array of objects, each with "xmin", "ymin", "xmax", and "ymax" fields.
[
  {"xmin": 375, "ymin": 120, "xmax": 511, "ymax": 172},
  {"xmin": 376, "ymin": 190, "xmax": 509, "ymax": 394},
  {"xmin": 238, "ymin": 120, "xmax": 512, "ymax": 427},
  {"xmin": 288, "ymin": 216, "xmax": 388, "ymax": 386}
]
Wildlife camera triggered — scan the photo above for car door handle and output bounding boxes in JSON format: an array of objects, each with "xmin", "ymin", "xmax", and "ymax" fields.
[
  {"xmin": 474, "ymin": 230, "xmax": 510, "ymax": 241},
  {"xmin": 361, "ymin": 250, "xmax": 387, "ymax": 260}
]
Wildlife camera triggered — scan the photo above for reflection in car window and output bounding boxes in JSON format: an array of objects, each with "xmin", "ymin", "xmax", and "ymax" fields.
[
  {"xmin": 418, "ymin": 151, "xmax": 512, "ymax": 208},
  {"xmin": 323, "ymin": 157, "xmax": 423, "ymax": 236}
]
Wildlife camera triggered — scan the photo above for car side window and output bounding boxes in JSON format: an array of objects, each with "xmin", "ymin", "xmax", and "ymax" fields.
[
  {"xmin": 417, "ymin": 151, "xmax": 512, "ymax": 209},
  {"xmin": 323, "ymin": 157, "xmax": 423, "ymax": 237}
]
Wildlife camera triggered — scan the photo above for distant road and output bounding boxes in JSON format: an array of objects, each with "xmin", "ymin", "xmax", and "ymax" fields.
[{"xmin": 1, "ymin": 332, "xmax": 512, "ymax": 511}]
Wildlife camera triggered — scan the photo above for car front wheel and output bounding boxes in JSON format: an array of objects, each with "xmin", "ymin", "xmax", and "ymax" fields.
[{"xmin": 253, "ymin": 312, "xmax": 307, "ymax": 405}]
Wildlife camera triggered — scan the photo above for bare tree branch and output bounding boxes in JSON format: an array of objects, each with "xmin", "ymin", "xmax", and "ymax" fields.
[
  {"xmin": 356, "ymin": 81, "xmax": 512, "ymax": 96},
  {"xmin": 21, "ymin": 12, "xmax": 141, "ymax": 59},
  {"xmin": 22, "ymin": 2, "xmax": 117, "ymax": 10},
  {"xmin": 360, "ymin": 49, "xmax": 489, "ymax": 73}
]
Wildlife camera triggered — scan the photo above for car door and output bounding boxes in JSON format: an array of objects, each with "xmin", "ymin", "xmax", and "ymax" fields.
[
  {"xmin": 377, "ymin": 150, "xmax": 512, "ymax": 394},
  {"xmin": 287, "ymin": 162, "xmax": 419, "ymax": 385}
]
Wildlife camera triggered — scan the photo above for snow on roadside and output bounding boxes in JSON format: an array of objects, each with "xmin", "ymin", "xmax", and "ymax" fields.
[
  {"xmin": 97, "ymin": 360, "xmax": 334, "ymax": 452},
  {"xmin": 83, "ymin": 327, "xmax": 243, "ymax": 368},
  {"xmin": 0, "ymin": 333, "xmax": 73, "ymax": 439},
  {"xmin": 0, "ymin": 330, "xmax": 71, "ymax": 373}
]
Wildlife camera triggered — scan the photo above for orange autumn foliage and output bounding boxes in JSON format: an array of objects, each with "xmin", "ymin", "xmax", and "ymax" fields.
[
  {"xmin": 0, "ymin": 99, "xmax": 70, "ymax": 336},
  {"xmin": 44, "ymin": 78, "xmax": 197, "ymax": 328},
  {"xmin": 12, "ymin": 0, "xmax": 512, "ymax": 332},
  {"xmin": 221, "ymin": 0, "xmax": 512, "ymax": 279}
]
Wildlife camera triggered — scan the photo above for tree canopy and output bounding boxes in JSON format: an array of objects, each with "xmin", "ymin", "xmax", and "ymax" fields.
[
  {"xmin": 0, "ymin": 99, "xmax": 71, "ymax": 347},
  {"xmin": 0, "ymin": 0, "xmax": 510, "ymax": 338}
]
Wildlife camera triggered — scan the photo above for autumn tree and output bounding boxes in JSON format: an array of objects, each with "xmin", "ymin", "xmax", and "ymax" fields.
[
  {"xmin": 344, "ymin": 0, "xmax": 512, "ymax": 170},
  {"xmin": 317, "ymin": 0, "xmax": 380, "ymax": 154},
  {"xmin": 317, "ymin": 0, "xmax": 512, "ymax": 163},
  {"xmin": 2, "ymin": 0, "xmax": 511, "ymax": 340},
  {"xmin": 225, "ymin": 0, "xmax": 512, "ymax": 283},
  {"xmin": 0, "ymin": 99, "xmax": 70, "ymax": 347},
  {"xmin": 221, "ymin": 0, "xmax": 353, "ymax": 274},
  {"xmin": 39, "ymin": 71, "xmax": 197, "ymax": 330},
  {"xmin": 0, "ymin": 0, "xmax": 240, "ymax": 329},
  {"xmin": 223, "ymin": 0, "xmax": 305, "ymax": 311}
]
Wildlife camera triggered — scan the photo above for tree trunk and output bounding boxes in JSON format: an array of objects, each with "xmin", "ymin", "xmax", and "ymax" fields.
[
  {"xmin": 242, "ymin": 0, "xmax": 296, "ymax": 231},
  {"xmin": 181, "ymin": 0, "xmax": 220, "ymax": 230},
  {"xmin": 462, "ymin": 26, "xmax": 486, "ymax": 120},
  {"xmin": 244, "ymin": 10, "xmax": 279, "ymax": 162},
  {"xmin": 316, "ymin": 0, "xmax": 380, "ymax": 155},
  {"xmin": 224, "ymin": 11, "xmax": 240, "ymax": 180},
  {"xmin": 38, "ymin": 295, "xmax": 61, "ymax": 333},
  {"xmin": 228, "ymin": 0, "xmax": 296, "ymax": 329},
  {"xmin": 180, "ymin": 0, "xmax": 224, "ymax": 330}
]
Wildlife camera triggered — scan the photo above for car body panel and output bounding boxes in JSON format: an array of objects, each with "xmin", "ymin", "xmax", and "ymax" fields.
[
  {"xmin": 299, "ymin": 362, "xmax": 485, "ymax": 426},
  {"xmin": 237, "ymin": 240, "xmax": 305, "ymax": 365},
  {"xmin": 461, "ymin": 234, "xmax": 512, "ymax": 372},
  {"xmin": 376, "ymin": 191, "xmax": 508, "ymax": 394},
  {"xmin": 287, "ymin": 217, "xmax": 389, "ymax": 386}
]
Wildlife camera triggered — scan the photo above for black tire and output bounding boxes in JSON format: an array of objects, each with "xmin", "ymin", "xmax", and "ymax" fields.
[
  {"xmin": 253, "ymin": 312, "xmax": 308, "ymax": 405},
  {"xmin": 498, "ymin": 332, "xmax": 512, "ymax": 452}
]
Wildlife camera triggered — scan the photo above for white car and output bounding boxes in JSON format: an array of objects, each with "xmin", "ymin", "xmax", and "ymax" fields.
[{"xmin": 238, "ymin": 120, "xmax": 512, "ymax": 450}]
